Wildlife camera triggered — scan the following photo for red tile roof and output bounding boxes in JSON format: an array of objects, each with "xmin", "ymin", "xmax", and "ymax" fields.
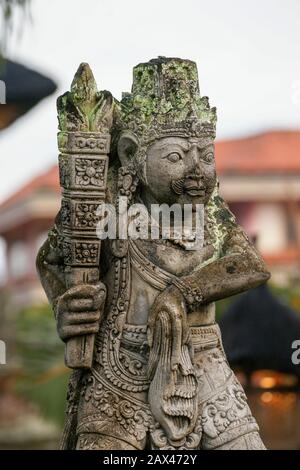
[
  {"xmin": 215, "ymin": 130, "xmax": 300, "ymax": 175},
  {"xmin": 263, "ymin": 247, "xmax": 300, "ymax": 265},
  {"xmin": 0, "ymin": 164, "xmax": 60, "ymax": 211},
  {"xmin": 1, "ymin": 130, "xmax": 300, "ymax": 211}
]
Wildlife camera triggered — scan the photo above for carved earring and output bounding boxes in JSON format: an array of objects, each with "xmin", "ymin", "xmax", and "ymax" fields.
[
  {"xmin": 117, "ymin": 163, "xmax": 139, "ymax": 203},
  {"xmin": 111, "ymin": 164, "xmax": 140, "ymax": 258}
]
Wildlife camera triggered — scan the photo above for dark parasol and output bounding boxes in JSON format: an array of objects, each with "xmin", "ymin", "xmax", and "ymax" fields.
[
  {"xmin": 219, "ymin": 284, "xmax": 300, "ymax": 378},
  {"xmin": 0, "ymin": 58, "xmax": 57, "ymax": 129}
]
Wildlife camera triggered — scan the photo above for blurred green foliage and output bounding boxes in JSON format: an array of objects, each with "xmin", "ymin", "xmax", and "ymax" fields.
[
  {"xmin": 14, "ymin": 303, "xmax": 69, "ymax": 426},
  {"xmin": 270, "ymin": 283, "xmax": 300, "ymax": 313}
]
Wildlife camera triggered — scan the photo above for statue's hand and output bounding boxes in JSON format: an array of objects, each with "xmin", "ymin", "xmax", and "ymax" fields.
[
  {"xmin": 148, "ymin": 285, "xmax": 189, "ymax": 368},
  {"xmin": 56, "ymin": 282, "xmax": 106, "ymax": 341}
]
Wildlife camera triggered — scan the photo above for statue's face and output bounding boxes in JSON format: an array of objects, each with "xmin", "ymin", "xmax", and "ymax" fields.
[{"xmin": 142, "ymin": 136, "xmax": 216, "ymax": 207}]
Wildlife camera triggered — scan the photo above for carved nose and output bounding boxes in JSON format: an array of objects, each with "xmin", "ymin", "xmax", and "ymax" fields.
[
  {"xmin": 195, "ymin": 166, "xmax": 202, "ymax": 176},
  {"xmin": 186, "ymin": 173, "xmax": 203, "ymax": 181},
  {"xmin": 186, "ymin": 157, "xmax": 203, "ymax": 179},
  {"xmin": 186, "ymin": 145, "xmax": 202, "ymax": 175}
]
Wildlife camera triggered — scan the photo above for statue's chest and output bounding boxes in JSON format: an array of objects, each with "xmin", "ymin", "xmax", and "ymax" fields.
[
  {"xmin": 103, "ymin": 239, "xmax": 215, "ymax": 325},
  {"xmin": 135, "ymin": 239, "xmax": 215, "ymax": 277},
  {"xmin": 123, "ymin": 239, "xmax": 215, "ymax": 325}
]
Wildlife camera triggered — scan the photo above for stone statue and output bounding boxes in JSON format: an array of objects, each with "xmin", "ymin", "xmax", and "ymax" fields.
[{"xmin": 37, "ymin": 57, "xmax": 270, "ymax": 450}]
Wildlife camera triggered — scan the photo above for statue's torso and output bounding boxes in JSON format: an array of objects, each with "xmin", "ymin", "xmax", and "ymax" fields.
[{"xmin": 103, "ymin": 237, "xmax": 216, "ymax": 327}]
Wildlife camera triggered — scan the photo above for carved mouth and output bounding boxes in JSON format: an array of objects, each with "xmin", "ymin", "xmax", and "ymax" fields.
[
  {"xmin": 171, "ymin": 178, "xmax": 206, "ymax": 197},
  {"xmin": 184, "ymin": 179, "xmax": 206, "ymax": 197},
  {"xmin": 185, "ymin": 188, "xmax": 206, "ymax": 197}
]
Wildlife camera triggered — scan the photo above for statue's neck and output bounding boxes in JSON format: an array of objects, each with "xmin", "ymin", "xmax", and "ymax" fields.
[{"xmin": 136, "ymin": 189, "xmax": 204, "ymax": 242}]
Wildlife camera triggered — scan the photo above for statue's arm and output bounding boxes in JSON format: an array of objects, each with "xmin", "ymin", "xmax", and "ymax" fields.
[
  {"xmin": 36, "ymin": 213, "xmax": 107, "ymax": 342},
  {"xmin": 36, "ymin": 214, "xmax": 66, "ymax": 312},
  {"xmin": 173, "ymin": 200, "xmax": 270, "ymax": 307}
]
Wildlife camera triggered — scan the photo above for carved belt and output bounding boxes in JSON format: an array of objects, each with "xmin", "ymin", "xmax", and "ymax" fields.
[
  {"xmin": 120, "ymin": 324, "xmax": 148, "ymax": 356},
  {"xmin": 121, "ymin": 322, "xmax": 221, "ymax": 354}
]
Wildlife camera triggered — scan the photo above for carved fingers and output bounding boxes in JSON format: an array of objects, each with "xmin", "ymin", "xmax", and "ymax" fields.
[
  {"xmin": 147, "ymin": 285, "xmax": 190, "ymax": 369},
  {"xmin": 56, "ymin": 282, "xmax": 106, "ymax": 341}
]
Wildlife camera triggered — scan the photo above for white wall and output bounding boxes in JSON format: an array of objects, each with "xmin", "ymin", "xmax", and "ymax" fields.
[{"xmin": 251, "ymin": 203, "xmax": 287, "ymax": 254}]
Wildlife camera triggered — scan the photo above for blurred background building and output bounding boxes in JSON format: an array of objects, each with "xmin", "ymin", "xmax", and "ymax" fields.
[
  {"xmin": 0, "ymin": 0, "xmax": 300, "ymax": 451},
  {"xmin": 0, "ymin": 166, "xmax": 60, "ymax": 306},
  {"xmin": 218, "ymin": 131, "xmax": 300, "ymax": 285},
  {"xmin": 0, "ymin": 54, "xmax": 63, "ymax": 449},
  {"xmin": 1, "ymin": 129, "xmax": 300, "ymax": 306},
  {"xmin": 0, "ymin": 58, "xmax": 58, "ymax": 306}
]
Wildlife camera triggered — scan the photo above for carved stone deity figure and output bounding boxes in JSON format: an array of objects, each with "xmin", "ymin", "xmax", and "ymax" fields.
[{"xmin": 37, "ymin": 57, "xmax": 270, "ymax": 450}]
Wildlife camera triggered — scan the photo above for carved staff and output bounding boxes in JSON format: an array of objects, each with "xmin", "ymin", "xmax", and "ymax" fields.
[{"xmin": 57, "ymin": 63, "xmax": 114, "ymax": 369}]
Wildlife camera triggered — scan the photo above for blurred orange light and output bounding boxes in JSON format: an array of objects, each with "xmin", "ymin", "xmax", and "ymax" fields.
[
  {"xmin": 251, "ymin": 370, "xmax": 298, "ymax": 389},
  {"xmin": 260, "ymin": 392, "xmax": 274, "ymax": 404},
  {"xmin": 259, "ymin": 391, "xmax": 297, "ymax": 409},
  {"xmin": 260, "ymin": 377, "xmax": 277, "ymax": 389}
]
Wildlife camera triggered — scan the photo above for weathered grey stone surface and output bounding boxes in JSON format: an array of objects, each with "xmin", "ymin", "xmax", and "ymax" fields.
[{"xmin": 37, "ymin": 57, "xmax": 270, "ymax": 450}]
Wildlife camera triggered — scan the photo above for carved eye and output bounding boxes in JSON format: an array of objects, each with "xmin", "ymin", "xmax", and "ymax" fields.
[
  {"xmin": 166, "ymin": 152, "xmax": 182, "ymax": 163},
  {"xmin": 201, "ymin": 151, "xmax": 214, "ymax": 163}
]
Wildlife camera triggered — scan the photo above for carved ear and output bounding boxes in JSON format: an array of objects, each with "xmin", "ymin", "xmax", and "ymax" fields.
[{"xmin": 117, "ymin": 132, "xmax": 139, "ymax": 167}]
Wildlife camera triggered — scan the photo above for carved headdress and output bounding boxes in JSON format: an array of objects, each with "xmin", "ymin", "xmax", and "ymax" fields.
[{"xmin": 119, "ymin": 56, "xmax": 217, "ymax": 146}]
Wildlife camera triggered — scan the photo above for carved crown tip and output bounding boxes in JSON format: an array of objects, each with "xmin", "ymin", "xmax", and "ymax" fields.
[
  {"xmin": 71, "ymin": 62, "xmax": 97, "ymax": 94},
  {"xmin": 76, "ymin": 62, "xmax": 93, "ymax": 76}
]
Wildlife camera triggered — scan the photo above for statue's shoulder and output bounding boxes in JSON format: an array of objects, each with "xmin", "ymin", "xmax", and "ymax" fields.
[
  {"xmin": 210, "ymin": 194, "xmax": 237, "ymax": 230},
  {"xmin": 207, "ymin": 192, "xmax": 254, "ymax": 257}
]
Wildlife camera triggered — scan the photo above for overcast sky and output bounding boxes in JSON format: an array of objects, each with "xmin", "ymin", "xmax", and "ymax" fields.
[{"xmin": 0, "ymin": 0, "xmax": 300, "ymax": 203}]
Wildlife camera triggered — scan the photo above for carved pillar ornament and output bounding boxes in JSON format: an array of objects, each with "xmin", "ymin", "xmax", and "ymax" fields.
[
  {"xmin": 37, "ymin": 57, "xmax": 270, "ymax": 450},
  {"xmin": 57, "ymin": 63, "xmax": 114, "ymax": 368}
]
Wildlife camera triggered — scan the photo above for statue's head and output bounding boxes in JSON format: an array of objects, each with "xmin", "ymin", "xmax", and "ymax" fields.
[{"xmin": 117, "ymin": 57, "xmax": 217, "ymax": 207}]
